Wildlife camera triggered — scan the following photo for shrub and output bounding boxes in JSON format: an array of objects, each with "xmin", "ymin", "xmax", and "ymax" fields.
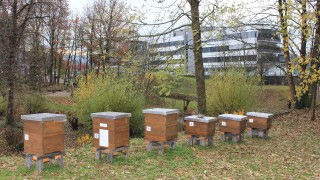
[
  {"xmin": 206, "ymin": 67, "xmax": 260, "ymax": 116},
  {"xmin": 73, "ymin": 73, "xmax": 145, "ymax": 136},
  {"xmin": 23, "ymin": 94, "xmax": 47, "ymax": 114},
  {"xmin": 0, "ymin": 95, "xmax": 6, "ymax": 117},
  {"xmin": 4, "ymin": 126, "xmax": 23, "ymax": 151},
  {"xmin": 67, "ymin": 112, "xmax": 81, "ymax": 131},
  {"xmin": 77, "ymin": 134, "xmax": 92, "ymax": 147}
]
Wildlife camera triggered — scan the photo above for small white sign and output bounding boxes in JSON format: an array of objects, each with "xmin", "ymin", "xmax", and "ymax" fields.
[
  {"xmin": 100, "ymin": 123, "xmax": 107, "ymax": 127},
  {"xmin": 189, "ymin": 122, "xmax": 194, "ymax": 126},
  {"xmin": 94, "ymin": 133, "xmax": 99, "ymax": 139},
  {"xmin": 24, "ymin": 134, "xmax": 29, "ymax": 141},
  {"xmin": 249, "ymin": 118, "xmax": 254, "ymax": 123},
  {"xmin": 146, "ymin": 126, "xmax": 151, "ymax": 132},
  {"xmin": 221, "ymin": 121, "xmax": 227, "ymax": 126}
]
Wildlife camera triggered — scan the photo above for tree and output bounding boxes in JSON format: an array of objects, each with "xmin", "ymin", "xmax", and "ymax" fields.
[
  {"xmin": 277, "ymin": 0, "xmax": 320, "ymax": 118},
  {"xmin": 0, "ymin": 0, "xmax": 69, "ymax": 126},
  {"xmin": 0, "ymin": 0, "xmax": 35, "ymax": 126},
  {"xmin": 187, "ymin": 0, "xmax": 206, "ymax": 114},
  {"xmin": 278, "ymin": 0, "xmax": 297, "ymax": 105}
]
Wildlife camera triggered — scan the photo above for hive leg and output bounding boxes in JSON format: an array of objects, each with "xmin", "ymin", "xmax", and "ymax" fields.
[
  {"xmin": 146, "ymin": 142, "xmax": 153, "ymax": 152},
  {"xmin": 107, "ymin": 151, "xmax": 114, "ymax": 163},
  {"xmin": 258, "ymin": 130, "xmax": 264, "ymax": 138},
  {"xmin": 95, "ymin": 150, "xmax": 101, "ymax": 160},
  {"xmin": 247, "ymin": 129, "xmax": 253, "ymax": 138},
  {"xmin": 232, "ymin": 135, "xmax": 238, "ymax": 142},
  {"xmin": 200, "ymin": 139, "xmax": 206, "ymax": 146},
  {"xmin": 220, "ymin": 134, "xmax": 226, "ymax": 142},
  {"xmin": 264, "ymin": 130, "xmax": 269, "ymax": 139},
  {"xmin": 208, "ymin": 136, "xmax": 213, "ymax": 146},
  {"xmin": 36, "ymin": 159, "xmax": 43, "ymax": 171},
  {"xmin": 158, "ymin": 142, "xmax": 164, "ymax": 155},
  {"xmin": 239, "ymin": 133, "xmax": 244, "ymax": 142},
  {"xmin": 188, "ymin": 138, "xmax": 193, "ymax": 145},
  {"xmin": 169, "ymin": 141, "xmax": 175, "ymax": 149},
  {"xmin": 26, "ymin": 154, "xmax": 33, "ymax": 169},
  {"xmin": 57, "ymin": 156, "xmax": 64, "ymax": 167},
  {"xmin": 125, "ymin": 148, "xmax": 129, "ymax": 158}
]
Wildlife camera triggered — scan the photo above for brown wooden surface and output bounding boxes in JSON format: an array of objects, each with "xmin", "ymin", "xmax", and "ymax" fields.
[
  {"xmin": 247, "ymin": 116, "xmax": 272, "ymax": 130},
  {"xmin": 185, "ymin": 121, "xmax": 215, "ymax": 136},
  {"xmin": 144, "ymin": 113, "xmax": 178, "ymax": 142},
  {"xmin": 24, "ymin": 120, "xmax": 64, "ymax": 156},
  {"xmin": 92, "ymin": 117, "xmax": 130, "ymax": 150},
  {"xmin": 218, "ymin": 119, "xmax": 247, "ymax": 134}
]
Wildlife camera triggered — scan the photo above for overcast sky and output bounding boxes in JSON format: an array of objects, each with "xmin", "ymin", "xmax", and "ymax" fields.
[{"xmin": 67, "ymin": 0, "xmax": 275, "ymax": 35}]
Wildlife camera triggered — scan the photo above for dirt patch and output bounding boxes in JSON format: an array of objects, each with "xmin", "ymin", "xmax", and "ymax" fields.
[{"xmin": 44, "ymin": 90, "xmax": 71, "ymax": 97}]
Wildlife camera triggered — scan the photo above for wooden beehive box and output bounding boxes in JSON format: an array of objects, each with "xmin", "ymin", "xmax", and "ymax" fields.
[
  {"xmin": 91, "ymin": 112, "xmax": 131, "ymax": 150},
  {"xmin": 22, "ymin": 113, "xmax": 66, "ymax": 156},
  {"xmin": 143, "ymin": 108, "xmax": 179, "ymax": 142},
  {"xmin": 246, "ymin": 112, "xmax": 273, "ymax": 130},
  {"xmin": 184, "ymin": 115, "xmax": 217, "ymax": 137},
  {"xmin": 218, "ymin": 114, "xmax": 247, "ymax": 134}
]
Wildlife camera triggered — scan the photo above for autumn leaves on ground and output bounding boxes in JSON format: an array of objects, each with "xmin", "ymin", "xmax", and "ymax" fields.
[{"xmin": 0, "ymin": 85, "xmax": 319, "ymax": 179}]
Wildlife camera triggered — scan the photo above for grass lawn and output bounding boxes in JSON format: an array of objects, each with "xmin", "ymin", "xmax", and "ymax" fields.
[{"xmin": 0, "ymin": 109, "xmax": 319, "ymax": 179}]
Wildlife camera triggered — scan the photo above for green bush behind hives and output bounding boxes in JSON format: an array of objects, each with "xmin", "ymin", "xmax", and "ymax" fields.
[
  {"xmin": 73, "ymin": 73, "xmax": 145, "ymax": 136},
  {"xmin": 206, "ymin": 67, "xmax": 260, "ymax": 116},
  {"xmin": 23, "ymin": 94, "xmax": 48, "ymax": 114}
]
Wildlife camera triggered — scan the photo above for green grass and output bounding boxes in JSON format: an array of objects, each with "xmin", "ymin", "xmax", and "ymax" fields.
[{"xmin": 1, "ymin": 110, "xmax": 319, "ymax": 179}]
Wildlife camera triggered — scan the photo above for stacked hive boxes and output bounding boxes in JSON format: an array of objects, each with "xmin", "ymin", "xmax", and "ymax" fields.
[
  {"xmin": 143, "ymin": 108, "xmax": 179, "ymax": 142},
  {"xmin": 218, "ymin": 114, "xmax": 247, "ymax": 142},
  {"xmin": 246, "ymin": 112, "xmax": 273, "ymax": 138},
  {"xmin": 91, "ymin": 112, "xmax": 131, "ymax": 150},
  {"xmin": 184, "ymin": 115, "xmax": 217, "ymax": 146}
]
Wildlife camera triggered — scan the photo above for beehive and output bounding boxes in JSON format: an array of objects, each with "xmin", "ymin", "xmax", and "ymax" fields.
[
  {"xmin": 246, "ymin": 112, "xmax": 273, "ymax": 130},
  {"xmin": 22, "ymin": 113, "xmax": 66, "ymax": 156},
  {"xmin": 184, "ymin": 115, "xmax": 217, "ymax": 137},
  {"xmin": 91, "ymin": 112, "xmax": 131, "ymax": 150},
  {"xmin": 218, "ymin": 114, "xmax": 247, "ymax": 134},
  {"xmin": 143, "ymin": 108, "xmax": 179, "ymax": 142}
]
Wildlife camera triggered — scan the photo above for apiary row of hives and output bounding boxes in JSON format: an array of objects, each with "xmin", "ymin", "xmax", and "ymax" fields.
[{"xmin": 21, "ymin": 109, "xmax": 272, "ymax": 170}]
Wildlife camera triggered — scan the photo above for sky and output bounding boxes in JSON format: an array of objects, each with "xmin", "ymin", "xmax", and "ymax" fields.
[
  {"xmin": 67, "ymin": 0, "xmax": 186, "ymax": 34},
  {"xmin": 67, "ymin": 0, "xmax": 275, "ymax": 35}
]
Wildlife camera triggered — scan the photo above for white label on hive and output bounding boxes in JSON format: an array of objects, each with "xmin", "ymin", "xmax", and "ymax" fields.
[
  {"xmin": 189, "ymin": 122, "xmax": 194, "ymax": 126},
  {"xmin": 249, "ymin": 118, "xmax": 254, "ymax": 123},
  {"xmin": 24, "ymin": 134, "xmax": 29, "ymax": 141},
  {"xmin": 146, "ymin": 126, "xmax": 151, "ymax": 131},
  {"xmin": 94, "ymin": 133, "xmax": 99, "ymax": 139},
  {"xmin": 221, "ymin": 121, "xmax": 227, "ymax": 126},
  {"xmin": 100, "ymin": 123, "xmax": 107, "ymax": 127},
  {"xmin": 99, "ymin": 129, "xmax": 109, "ymax": 147}
]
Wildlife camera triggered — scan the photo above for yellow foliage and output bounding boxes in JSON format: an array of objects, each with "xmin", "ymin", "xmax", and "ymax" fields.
[
  {"xmin": 77, "ymin": 134, "xmax": 92, "ymax": 147},
  {"xmin": 233, "ymin": 109, "xmax": 245, "ymax": 115}
]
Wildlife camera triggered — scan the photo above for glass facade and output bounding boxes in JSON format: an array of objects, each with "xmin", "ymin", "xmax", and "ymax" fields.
[
  {"xmin": 150, "ymin": 41, "xmax": 184, "ymax": 48},
  {"xmin": 203, "ymin": 55, "xmax": 257, "ymax": 63}
]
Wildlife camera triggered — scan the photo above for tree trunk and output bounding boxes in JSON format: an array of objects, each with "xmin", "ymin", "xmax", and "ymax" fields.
[
  {"xmin": 310, "ymin": 0, "xmax": 320, "ymax": 121},
  {"xmin": 188, "ymin": 0, "xmax": 206, "ymax": 114},
  {"xmin": 278, "ymin": 0, "xmax": 297, "ymax": 105},
  {"xmin": 296, "ymin": 0, "xmax": 310, "ymax": 108},
  {"xmin": 5, "ymin": 0, "xmax": 18, "ymax": 126},
  {"xmin": 6, "ymin": 52, "xmax": 15, "ymax": 126},
  {"xmin": 49, "ymin": 27, "xmax": 55, "ymax": 85}
]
